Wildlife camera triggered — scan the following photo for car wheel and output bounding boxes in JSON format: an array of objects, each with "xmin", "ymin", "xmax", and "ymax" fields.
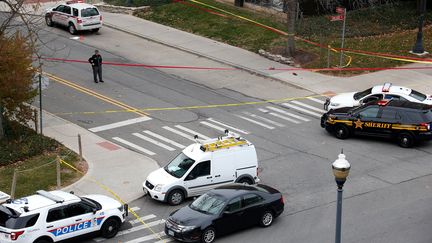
[
  {"xmin": 34, "ymin": 239, "xmax": 52, "ymax": 243},
  {"xmin": 259, "ymin": 210, "xmax": 274, "ymax": 227},
  {"xmin": 201, "ymin": 227, "xmax": 216, "ymax": 243},
  {"xmin": 100, "ymin": 218, "xmax": 120, "ymax": 238},
  {"xmin": 45, "ymin": 16, "xmax": 53, "ymax": 27},
  {"xmin": 92, "ymin": 28, "xmax": 100, "ymax": 33},
  {"xmin": 167, "ymin": 190, "xmax": 184, "ymax": 206},
  {"xmin": 397, "ymin": 132, "xmax": 414, "ymax": 148},
  {"xmin": 334, "ymin": 124, "xmax": 350, "ymax": 139},
  {"xmin": 68, "ymin": 23, "xmax": 77, "ymax": 35},
  {"xmin": 238, "ymin": 178, "xmax": 253, "ymax": 185}
]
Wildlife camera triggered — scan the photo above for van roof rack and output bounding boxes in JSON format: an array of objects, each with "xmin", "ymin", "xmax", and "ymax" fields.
[
  {"xmin": 200, "ymin": 129, "xmax": 248, "ymax": 152},
  {"xmin": 36, "ymin": 190, "xmax": 64, "ymax": 203}
]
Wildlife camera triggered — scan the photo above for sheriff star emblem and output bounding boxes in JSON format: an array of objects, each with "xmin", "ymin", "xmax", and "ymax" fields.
[{"xmin": 354, "ymin": 119, "xmax": 364, "ymax": 129}]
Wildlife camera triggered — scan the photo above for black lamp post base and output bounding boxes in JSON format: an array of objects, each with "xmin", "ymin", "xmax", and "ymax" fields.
[{"xmin": 409, "ymin": 50, "xmax": 429, "ymax": 56}]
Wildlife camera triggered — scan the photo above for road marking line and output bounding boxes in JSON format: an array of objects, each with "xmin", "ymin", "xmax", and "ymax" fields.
[
  {"xmin": 290, "ymin": 100, "xmax": 326, "ymax": 113},
  {"xmin": 207, "ymin": 118, "xmax": 249, "ymax": 134},
  {"xmin": 307, "ymin": 97, "xmax": 325, "ymax": 104},
  {"xmin": 154, "ymin": 237, "xmax": 175, "ymax": 243},
  {"xmin": 129, "ymin": 206, "xmax": 140, "ymax": 212},
  {"xmin": 243, "ymin": 112, "xmax": 285, "ymax": 127},
  {"xmin": 268, "ymin": 112, "xmax": 300, "ymax": 124},
  {"xmin": 175, "ymin": 125, "xmax": 211, "ymax": 140},
  {"xmin": 123, "ymin": 231, "xmax": 166, "ymax": 243},
  {"xmin": 89, "ymin": 117, "xmax": 152, "ymax": 132},
  {"xmin": 163, "ymin": 126, "xmax": 195, "ymax": 141},
  {"xmin": 143, "ymin": 130, "xmax": 185, "ymax": 149},
  {"xmin": 93, "ymin": 220, "xmax": 166, "ymax": 241},
  {"xmin": 112, "ymin": 137, "xmax": 156, "ymax": 155},
  {"xmin": 133, "ymin": 133, "xmax": 175, "ymax": 151},
  {"xmin": 129, "ymin": 214, "xmax": 157, "ymax": 225},
  {"xmin": 266, "ymin": 106, "xmax": 310, "ymax": 122},
  {"xmin": 200, "ymin": 121, "xmax": 227, "ymax": 133},
  {"xmin": 257, "ymin": 108, "xmax": 269, "ymax": 113},
  {"xmin": 236, "ymin": 115, "xmax": 275, "ymax": 129},
  {"xmin": 281, "ymin": 103, "xmax": 322, "ymax": 118}
]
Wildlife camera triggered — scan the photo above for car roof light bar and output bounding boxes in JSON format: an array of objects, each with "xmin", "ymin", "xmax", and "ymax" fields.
[
  {"xmin": 382, "ymin": 83, "xmax": 392, "ymax": 92},
  {"xmin": 36, "ymin": 190, "xmax": 64, "ymax": 203}
]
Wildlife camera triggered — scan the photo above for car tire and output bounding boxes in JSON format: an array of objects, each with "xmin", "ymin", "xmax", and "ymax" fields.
[
  {"xmin": 334, "ymin": 124, "xmax": 350, "ymax": 139},
  {"xmin": 45, "ymin": 16, "xmax": 53, "ymax": 27},
  {"xmin": 167, "ymin": 190, "xmax": 184, "ymax": 206},
  {"xmin": 397, "ymin": 132, "xmax": 414, "ymax": 148},
  {"xmin": 68, "ymin": 23, "xmax": 77, "ymax": 35},
  {"xmin": 259, "ymin": 210, "xmax": 274, "ymax": 227},
  {"xmin": 201, "ymin": 227, "xmax": 216, "ymax": 243},
  {"xmin": 34, "ymin": 239, "xmax": 52, "ymax": 243},
  {"xmin": 238, "ymin": 177, "xmax": 253, "ymax": 185},
  {"xmin": 92, "ymin": 28, "xmax": 100, "ymax": 33},
  {"xmin": 100, "ymin": 218, "xmax": 120, "ymax": 239}
]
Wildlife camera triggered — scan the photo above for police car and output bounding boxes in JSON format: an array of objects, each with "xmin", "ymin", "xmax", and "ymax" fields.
[
  {"xmin": 0, "ymin": 190, "xmax": 127, "ymax": 243},
  {"xmin": 324, "ymin": 83, "xmax": 432, "ymax": 111},
  {"xmin": 45, "ymin": 0, "xmax": 103, "ymax": 35},
  {"xmin": 321, "ymin": 99, "xmax": 432, "ymax": 147}
]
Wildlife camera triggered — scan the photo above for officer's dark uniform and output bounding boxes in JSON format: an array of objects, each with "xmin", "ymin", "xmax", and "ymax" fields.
[{"xmin": 88, "ymin": 51, "xmax": 103, "ymax": 83}]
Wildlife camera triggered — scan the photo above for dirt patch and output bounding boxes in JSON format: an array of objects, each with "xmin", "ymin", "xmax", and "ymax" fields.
[{"xmin": 269, "ymin": 46, "xmax": 319, "ymax": 66}]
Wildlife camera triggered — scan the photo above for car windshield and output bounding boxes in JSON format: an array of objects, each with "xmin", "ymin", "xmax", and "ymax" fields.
[
  {"xmin": 189, "ymin": 193, "xmax": 226, "ymax": 215},
  {"xmin": 409, "ymin": 89, "xmax": 427, "ymax": 101},
  {"xmin": 164, "ymin": 153, "xmax": 195, "ymax": 178},
  {"xmin": 353, "ymin": 88, "xmax": 372, "ymax": 100},
  {"xmin": 81, "ymin": 7, "xmax": 99, "ymax": 17}
]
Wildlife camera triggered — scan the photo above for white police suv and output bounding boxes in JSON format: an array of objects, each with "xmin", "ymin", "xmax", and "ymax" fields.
[
  {"xmin": 324, "ymin": 83, "xmax": 432, "ymax": 111},
  {"xmin": 0, "ymin": 190, "xmax": 127, "ymax": 243},
  {"xmin": 45, "ymin": 0, "xmax": 103, "ymax": 35}
]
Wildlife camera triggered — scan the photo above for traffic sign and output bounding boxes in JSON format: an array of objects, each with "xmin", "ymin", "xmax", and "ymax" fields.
[
  {"xmin": 330, "ymin": 15, "xmax": 344, "ymax": 21},
  {"xmin": 336, "ymin": 7, "xmax": 345, "ymax": 14}
]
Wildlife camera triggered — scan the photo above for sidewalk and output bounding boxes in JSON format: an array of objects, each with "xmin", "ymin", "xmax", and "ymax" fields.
[{"xmin": 42, "ymin": 110, "xmax": 159, "ymax": 203}]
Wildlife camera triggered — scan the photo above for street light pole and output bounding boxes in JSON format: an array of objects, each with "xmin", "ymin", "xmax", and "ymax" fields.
[
  {"xmin": 38, "ymin": 65, "xmax": 43, "ymax": 135},
  {"xmin": 411, "ymin": 0, "xmax": 427, "ymax": 55},
  {"xmin": 332, "ymin": 150, "xmax": 351, "ymax": 243}
]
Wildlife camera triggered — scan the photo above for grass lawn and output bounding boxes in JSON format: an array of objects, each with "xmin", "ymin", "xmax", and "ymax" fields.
[{"xmin": 106, "ymin": 0, "xmax": 432, "ymax": 72}]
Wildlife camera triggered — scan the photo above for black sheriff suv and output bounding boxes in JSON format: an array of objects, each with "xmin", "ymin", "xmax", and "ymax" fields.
[{"xmin": 321, "ymin": 99, "xmax": 432, "ymax": 148}]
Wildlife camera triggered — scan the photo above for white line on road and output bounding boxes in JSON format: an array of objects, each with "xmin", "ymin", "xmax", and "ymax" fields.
[
  {"xmin": 129, "ymin": 214, "xmax": 157, "ymax": 225},
  {"xmin": 207, "ymin": 118, "xmax": 249, "ymax": 134},
  {"xmin": 257, "ymin": 108, "xmax": 269, "ymax": 113},
  {"xmin": 268, "ymin": 112, "xmax": 300, "ymax": 124},
  {"xmin": 162, "ymin": 126, "xmax": 195, "ymax": 141},
  {"xmin": 93, "ymin": 220, "xmax": 166, "ymax": 241},
  {"xmin": 236, "ymin": 115, "xmax": 275, "ymax": 129},
  {"xmin": 154, "ymin": 237, "xmax": 175, "ymax": 243},
  {"xmin": 307, "ymin": 97, "xmax": 325, "ymax": 104},
  {"xmin": 243, "ymin": 112, "xmax": 285, "ymax": 127},
  {"xmin": 129, "ymin": 206, "xmax": 140, "ymax": 212},
  {"xmin": 123, "ymin": 231, "xmax": 166, "ymax": 243},
  {"xmin": 133, "ymin": 133, "xmax": 175, "ymax": 151},
  {"xmin": 266, "ymin": 106, "xmax": 310, "ymax": 122},
  {"xmin": 175, "ymin": 125, "xmax": 211, "ymax": 140},
  {"xmin": 291, "ymin": 100, "xmax": 326, "ymax": 113},
  {"xmin": 143, "ymin": 130, "xmax": 185, "ymax": 149},
  {"xmin": 112, "ymin": 137, "xmax": 156, "ymax": 156},
  {"xmin": 89, "ymin": 117, "xmax": 151, "ymax": 132},
  {"xmin": 281, "ymin": 103, "xmax": 322, "ymax": 118}
]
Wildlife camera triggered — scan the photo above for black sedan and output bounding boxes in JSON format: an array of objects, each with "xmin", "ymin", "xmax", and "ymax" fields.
[{"xmin": 165, "ymin": 183, "xmax": 284, "ymax": 243}]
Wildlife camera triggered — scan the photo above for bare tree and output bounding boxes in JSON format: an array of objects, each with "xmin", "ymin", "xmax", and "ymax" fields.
[{"xmin": 286, "ymin": 0, "xmax": 297, "ymax": 57}]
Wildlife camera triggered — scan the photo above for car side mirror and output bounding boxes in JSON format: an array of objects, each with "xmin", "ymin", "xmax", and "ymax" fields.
[{"xmin": 92, "ymin": 208, "xmax": 97, "ymax": 214}]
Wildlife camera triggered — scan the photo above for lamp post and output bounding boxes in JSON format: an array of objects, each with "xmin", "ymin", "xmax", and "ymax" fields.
[
  {"xmin": 332, "ymin": 150, "xmax": 351, "ymax": 243},
  {"xmin": 411, "ymin": 0, "xmax": 428, "ymax": 55}
]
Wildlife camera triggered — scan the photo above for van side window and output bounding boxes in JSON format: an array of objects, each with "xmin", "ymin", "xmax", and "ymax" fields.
[
  {"xmin": 73, "ymin": 8, "xmax": 79, "ymax": 17},
  {"xmin": 186, "ymin": 161, "xmax": 210, "ymax": 180}
]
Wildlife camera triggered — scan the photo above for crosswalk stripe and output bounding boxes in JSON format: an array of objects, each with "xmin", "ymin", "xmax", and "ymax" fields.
[
  {"xmin": 258, "ymin": 108, "xmax": 269, "ymax": 113},
  {"xmin": 143, "ymin": 130, "xmax": 185, "ymax": 149},
  {"xmin": 129, "ymin": 214, "xmax": 157, "ymax": 225},
  {"xmin": 207, "ymin": 118, "xmax": 250, "ymax": 134},
  {"xmin": 89, "ymin": 117, "xmax": 152, "ymax": 133},
  {"xmin": 265, "ymin": 106, "xmax": 310, "ymax": 122},
  {"xmin": 174, "ymin": 125, "xmax": 211, "ymax": 140},
  {"xmin": 112, "ymin": 137, "xmax": 156, "ymax": 156},
  {"xmin": 281, "ymin": 103, "xmax": 322, "ymax": 118},
  {"xmin": 133, "ymin": 133, "xmax": 175, "ymax": 151},
  {"xmin": 123, "ymin": 231, "xmax": 166, "ymax": 243},
  {"xmin": 268, "ymin": 112, "xmax": 300, "ymax": 124},
  {"xmin": 130, "ymin": 206, "xmax": 140, "ymax": 212},
  {"xmin": 200, "ymin": 121, "xmax": 227, "ymax": 133},
  {"xmin": 236, "ymin": 115, "xmax": 275, "ymax": 129},
  {"xmin": 243, "ymin": 112, "xmax": 285, "ymax": 127},
  {"xmin": 154, "ymin": 237, "xmax": 175, "ymax": 243},
  {"xmin": 93, "ymin": 220, "xmax": 166, "ymax": 241},
  {"xmin": 290, "ymin": 100, "xmax": 326, "ymax": 113},
  {"xmin": 307, "ymin": 97, "xmax": 325, "ymax": 104},
  {"xmin": 163, "ymin": 126, "xmax": 195, "ymax": 141}
]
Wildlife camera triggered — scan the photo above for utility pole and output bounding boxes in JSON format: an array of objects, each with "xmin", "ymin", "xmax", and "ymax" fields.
[
  {"xmin": 411, "ymin": 0, "xmax": 428, "ymax": 55},
  {"xmin": 286, "ymin": 0, "xmax": 297, "ymax": 57}
]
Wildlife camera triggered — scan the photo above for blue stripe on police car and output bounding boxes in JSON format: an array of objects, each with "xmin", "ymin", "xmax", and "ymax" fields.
[{"xmin": 48, "ymin": 217, "xmax": 105, "ymax": 236}]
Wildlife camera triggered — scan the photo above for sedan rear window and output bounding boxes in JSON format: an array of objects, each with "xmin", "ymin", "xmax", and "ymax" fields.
[
  {"xmin": 409, "ymin": 89, "xmax": 427, "ymax": 101},
  {"xmin": 354, "ymin": 88, "xmax": 372, "ymax": 100},
  {"xmin": 81, "ymin": 8, "xmax": 99, "ymax": 17},
  {"xmin": 0, "ymin": 206, "xmax": 39, "ymax": 229}
]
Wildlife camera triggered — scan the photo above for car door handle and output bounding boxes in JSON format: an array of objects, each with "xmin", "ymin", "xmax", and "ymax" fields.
[
  {"xmin": 47, "ymin": 225, "xmax": 53, "ymax": 228},
  {"xmin": 207, "ymin": 176, "xmax": 212, "ymax": 179},
  {"xmin": 75, "ymin": 219, "xmax": 82, "ymax": 222},
  {"xmin": 215, "ymin": 175, "xmax": 221, "ymax": 178}
]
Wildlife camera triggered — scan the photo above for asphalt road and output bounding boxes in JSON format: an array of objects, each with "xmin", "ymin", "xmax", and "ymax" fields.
[{"xmin": 29, "ymin": 22, "xmax": 432, "ymax": 243}]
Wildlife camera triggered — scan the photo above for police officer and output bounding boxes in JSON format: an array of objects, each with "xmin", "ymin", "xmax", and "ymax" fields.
[{"xmin": 88, "ymin": 50, "xmax": 103, "ymax": 83}]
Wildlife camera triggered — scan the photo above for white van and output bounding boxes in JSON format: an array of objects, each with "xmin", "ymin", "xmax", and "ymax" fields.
[{"xmin": 142, "ymin": 131, "xmax": 260, "ymax": 205}]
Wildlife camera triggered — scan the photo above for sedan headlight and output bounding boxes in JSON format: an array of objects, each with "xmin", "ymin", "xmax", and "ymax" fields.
[
  {"xmin": 154, "ymin": 184, "xmax": 164, "ymax": 192},
  {"xmin": 180, "ymin": 225, "xmax": 197, "ymax": 232}
]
